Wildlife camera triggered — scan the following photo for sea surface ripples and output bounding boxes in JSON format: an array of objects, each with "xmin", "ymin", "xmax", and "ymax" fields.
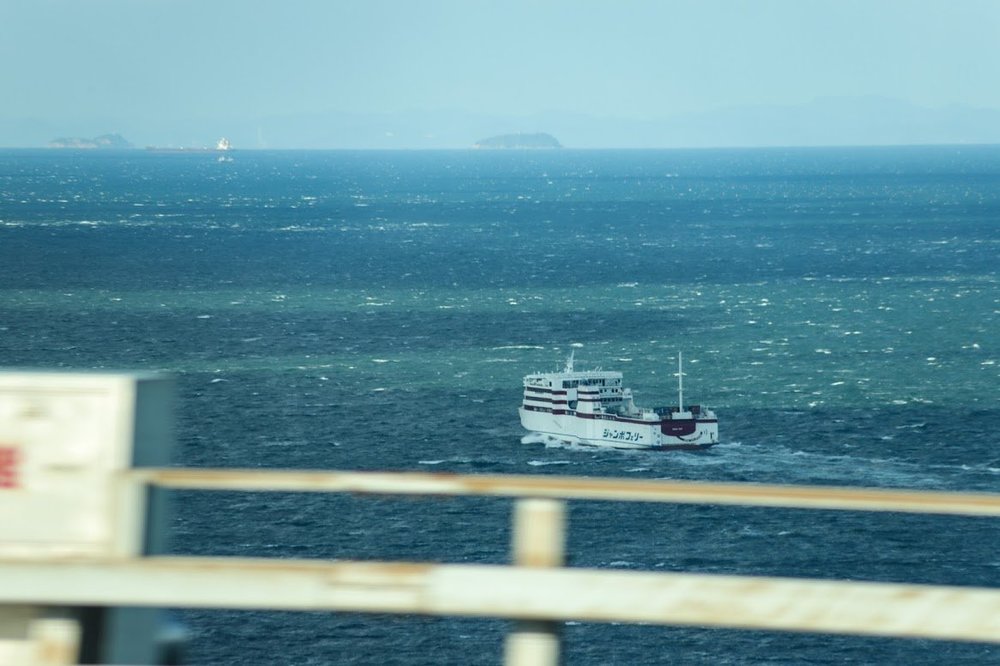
[{"xmin": 1, "ymin": 147, "xmax": 999, "ymax": 664}]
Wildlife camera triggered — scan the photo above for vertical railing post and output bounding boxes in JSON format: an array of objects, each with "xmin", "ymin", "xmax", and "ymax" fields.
[
  {"xmin": 504, "ymin": 498, "xmax": 566, "ymax": 666},
  {"xmin": 30, "ymin": 617, "xmax": 81, "ymax": 666}
]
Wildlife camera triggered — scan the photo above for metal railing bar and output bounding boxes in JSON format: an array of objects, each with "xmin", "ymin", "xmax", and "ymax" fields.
[
  {"xmin": 134, "ymin": 468, "xmax": 1000, "ymax": 517},
  {"xmin": 1, "ymin": 557, "xmax": 999, "ymax": 644}
]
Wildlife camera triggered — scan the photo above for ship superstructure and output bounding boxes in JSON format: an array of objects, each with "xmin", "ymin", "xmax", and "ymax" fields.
[{"xmin": 519, "ymin": 352, "xmax": 718, "ymax": 450}]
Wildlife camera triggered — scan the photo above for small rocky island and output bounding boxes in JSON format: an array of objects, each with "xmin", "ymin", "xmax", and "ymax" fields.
[
  {"xmin": 473, "ymin": 132, "xmax": 562, "ymax": 149},
  {"xmin": 49, "ymin": 133, "xmax": 133, "ymax": 149}
]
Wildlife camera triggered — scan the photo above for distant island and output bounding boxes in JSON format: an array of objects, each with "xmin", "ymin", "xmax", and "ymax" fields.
[
  {"xmin": 473, "ymin": 132, "xmax": 562, "ymax": 149},
  {"xmin": 49, "ymin": 133, "xmax": 133, "ymax": 149}
]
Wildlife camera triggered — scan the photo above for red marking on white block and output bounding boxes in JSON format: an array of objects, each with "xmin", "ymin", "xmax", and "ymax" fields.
[{"xmin": 0, "ymin": 446, "xmax": 20, "ymax": 488}]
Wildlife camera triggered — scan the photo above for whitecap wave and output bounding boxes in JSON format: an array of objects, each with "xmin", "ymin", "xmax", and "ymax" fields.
[
  {"xmin": 521, "ymin": 432, "xmax": 585, "ymax": 449},
  {"xmin": 671, "ymin": 440, "xmax": 958, "ymax": 490},
  {"xmin": 491, "ymin": 345, "xmax": 545, "ymax": 350}
]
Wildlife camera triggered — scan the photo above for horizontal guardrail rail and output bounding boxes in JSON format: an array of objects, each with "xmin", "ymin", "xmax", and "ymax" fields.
[
  {"xmin": 137, "ymin": 468, "xmax": 1000, "ymax": 516},
  {"xmin": 5, "ymin": 469, "xmax": 1000, "ymax": 665},
  {"xmin": 3, "ymin": 557, "xmax": 1000, "ymax": 643}
]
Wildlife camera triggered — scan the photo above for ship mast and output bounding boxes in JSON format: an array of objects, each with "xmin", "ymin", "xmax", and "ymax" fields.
[{"xmin": 677, "ymin": 352, "xmax": 684, "ymax": 410}]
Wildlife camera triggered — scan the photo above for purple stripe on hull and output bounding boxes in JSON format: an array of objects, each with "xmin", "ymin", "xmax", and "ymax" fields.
[
  {"xmin": 525, "ymin": 387, "xmax": 567, "ymax": 396},
  {"xmin": 522, "ymin": 405, "xmax": 576, "ymax": 416},
  {"xmin": 525, "ymin": 397, "xmax": 568, "ymax": 405}
]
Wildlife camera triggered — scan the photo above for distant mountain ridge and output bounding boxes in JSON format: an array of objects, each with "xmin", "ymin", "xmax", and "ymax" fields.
[
  {"xmin": 49, "ymin": 133, "xmax": 133, "ymax": 149},
  {"xmin": 245, "ymin": 98, "xmax": 1000, "ymax": 148},
  {"xmin": 7, "ymin": 97, "xmax": 1000, "ymax": 148},
  {"xmin": 473, "ymin": 132, "xmax": 562, "ymax": 149}
]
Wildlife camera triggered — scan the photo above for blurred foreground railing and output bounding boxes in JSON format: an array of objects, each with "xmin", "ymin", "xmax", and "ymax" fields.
[
  {"xmin": 5, "ymin": 469, "xmax": 1000, "ymax": 665},
  {"xmin": 2, "ymin": 372, "xmax": 999, "ymax": 664}
]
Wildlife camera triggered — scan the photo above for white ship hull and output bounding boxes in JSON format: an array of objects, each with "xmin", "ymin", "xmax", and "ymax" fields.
[
  {"xmin": 519, "ymin": 352, "xmax": 718, "ymax": 451},
  {"xmin": 519, "ymin": 407, "xmax": 718, "ymax": 450}
]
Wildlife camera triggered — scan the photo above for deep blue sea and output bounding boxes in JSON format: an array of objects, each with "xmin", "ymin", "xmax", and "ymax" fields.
[{"xmin": 1, "ymin": 147, "xmax": 999, "ymax": 664}]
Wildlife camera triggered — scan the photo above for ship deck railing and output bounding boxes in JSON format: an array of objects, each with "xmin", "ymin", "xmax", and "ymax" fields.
[{"xmin": 4, "ymin": 469, "xmax": 1000, "ymax": 664}]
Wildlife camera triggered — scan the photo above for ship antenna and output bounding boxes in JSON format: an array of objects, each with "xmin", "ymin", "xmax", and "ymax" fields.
[
  {"xmin": 564, "ymin": 350, "xmax": 575, "ymax": 373},
  {"xmin": 677, "ymin": 351, "xmax": 684, "ymax": 410}
]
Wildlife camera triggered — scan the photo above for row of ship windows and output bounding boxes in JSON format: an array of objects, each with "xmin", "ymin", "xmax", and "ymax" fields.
[{"xmin": 561, "ymin": 379, "xmax": 622, "ymax": 388}]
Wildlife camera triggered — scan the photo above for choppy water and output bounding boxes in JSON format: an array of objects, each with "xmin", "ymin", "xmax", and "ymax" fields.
[{"xmin": 1, "ymin": 147, "xmax": 999, "ymax": 664}]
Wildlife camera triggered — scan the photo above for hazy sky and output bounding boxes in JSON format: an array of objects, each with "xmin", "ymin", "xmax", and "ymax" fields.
[{"xmin": 3, "ymin": 0, "xmax": 1000, "ymax": 146}]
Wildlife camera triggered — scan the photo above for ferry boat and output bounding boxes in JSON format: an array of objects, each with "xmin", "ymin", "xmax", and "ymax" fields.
[{"xmin": 519, "ymin": 352, "xmax": 718, "ymax": 450}]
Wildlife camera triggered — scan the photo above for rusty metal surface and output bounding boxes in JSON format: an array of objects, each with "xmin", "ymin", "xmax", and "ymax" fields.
[
  {"xmin": 2, "ymin": 557, "xmax": 1000, "ymax": 643},
  {"xmin": 135, "ymin": 468, "xmax": 1000, "ymax": 516}
]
